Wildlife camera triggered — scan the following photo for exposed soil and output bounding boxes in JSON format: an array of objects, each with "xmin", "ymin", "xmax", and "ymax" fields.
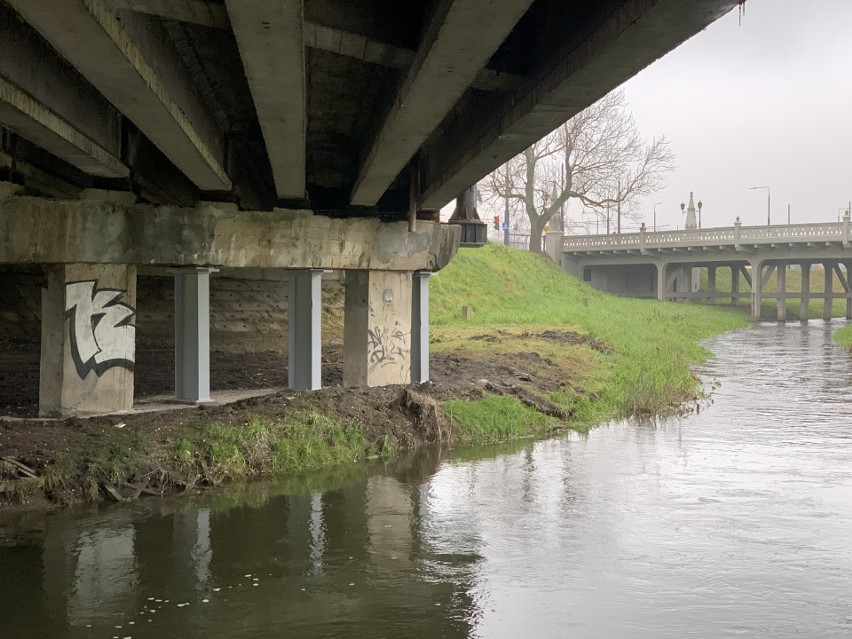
[{"xmin": 0, "ymin": 330, "xmax": 591, "ymax": 507}]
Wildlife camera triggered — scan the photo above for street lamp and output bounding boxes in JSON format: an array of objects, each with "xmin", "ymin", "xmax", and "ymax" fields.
[
  {"xmin": 653, "ymin": 202, "xmax": 662, "ymax": 232},
  {"xmin": 749, "ymin": 185, "xmax": 771, "ymax": 226},
  {"xmin": 697, "ymin": 199, "xmax": 703, "ymax": 229}
]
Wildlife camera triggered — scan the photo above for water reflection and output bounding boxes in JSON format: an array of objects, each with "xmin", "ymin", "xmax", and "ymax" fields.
[{"xmin": 3, "ymin": 322, "xmax": 852, "ymax": 637}]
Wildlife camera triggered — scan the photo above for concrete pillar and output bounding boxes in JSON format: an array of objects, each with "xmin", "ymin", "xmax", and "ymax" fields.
[
  {"xmin": 707, "ymin": 266, "xmax": 717, "ymax": 305},
  {"xmin": 174, "ymin": 268, "xmax": 215, "ymax": 403},
  {"xmin": 845, "ymin": 263, "xmax": 852, "ymax": 320},
  {"xmin": 824, "ymin": 261, "xmax": 833, "ymax": 321},
  {"xmin": 655, "ymin": 262, "xmax": 667, "ymax": 301},
  {"xmin": 800, "ymin": 262, "xmax": 811, "ymax": 322},
  {"xmin": 344, "ymin": 270, "xmax": 412, "ymax": 387},
  {"xmin": 750, "ymin": 260, "xmax": 763, "ymax": 319},
  {"xmin": 288, "ymin": 269, "xmax": 324, "ymax": 391},
  {"xmin": 39, "ymin": 264, "xmax": 136, "ymax": 416},
  {"xmin": 731, "ymin": 265, "xmax": 740, "ymax": 306},
  {"xmin": 776, "ymin": 263, "xmax": 786, "ymax": 321},
  {"xmin": 411, "ymin": 271, "xmax": 430, "ymax": 384}
]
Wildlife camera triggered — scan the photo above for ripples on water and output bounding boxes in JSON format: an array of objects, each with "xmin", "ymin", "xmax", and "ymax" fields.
[{"xmin": 2, "ymin": 321, "xmax": 852, "ymax": 638}]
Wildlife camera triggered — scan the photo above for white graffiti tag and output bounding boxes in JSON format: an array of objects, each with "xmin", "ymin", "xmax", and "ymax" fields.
[{"xmin": 65, "ymin": 280, "xmax": 136, "ymax": 378}]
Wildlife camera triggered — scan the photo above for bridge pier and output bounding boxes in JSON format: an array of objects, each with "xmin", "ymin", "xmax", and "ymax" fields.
[
  {"xmin": 731, "ymin": 265, "xmax": 740, "ymax": 306},
  {"xmin": 655, "ymin": 263, "xmax": 667, "ymax": 301},
  {"xmin": 824, "ymin": 261, "xmax": 834, "ymax": 321},
  {"xmin": 750, "ymin": 260, "xmax": 764, "ymax": 319},
  {"xmin": 707, "ymin": 266, "xmax": 717, "ymax": 304},
  {"xmin": 776, "ymin": 263, "xmax": 787, "ymax": 322},
  {"xmin": 343, "ymin": 270, "xmax": 413, "ymax": 387},
  {"xmin": 39, "ymin": 263, "xmax": 136, "ymax": 417},
  {"xmin": 800, "ymin": 262, "xmax": 811, "ymax": 321}
]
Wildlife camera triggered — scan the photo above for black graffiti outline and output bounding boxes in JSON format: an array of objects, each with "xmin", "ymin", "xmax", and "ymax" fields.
[
  {"xmin": 367, "ymin": 326, "xmax": 408, "ymax": 369},
  {"xmin": 65, "ymin": 280, "xmax": 136, "ymax": 379}
]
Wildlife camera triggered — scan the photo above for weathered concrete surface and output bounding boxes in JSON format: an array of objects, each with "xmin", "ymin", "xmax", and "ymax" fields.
[
  {"xmin": 350, "ymin": 0, "xmax": 534, "ymax": 206},
  {"xmin": 39, "ymin": 263, "xmax": 136, "ymax": 416},
  {"xmin": 6, "ymin": 0, "xmax": 230, "ymax": 191},
  {"xmin": 0, "ymin": 195, "xmax": 460, "ymax": 271},
  {"xmin": 343, "ymin": 270, "xmax": 412, "ymax": 387},
  {"xmin": 225, "ymin": 0, "xmax": 306, "ymax": 200}
]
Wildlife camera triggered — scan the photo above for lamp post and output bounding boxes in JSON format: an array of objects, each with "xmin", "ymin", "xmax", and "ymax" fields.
[
  {"xmin": 653, "ymin": 202, "xmax": 662, "ymax": 233},
  {"xmin": 697, "ymin": 199, "xmax": 703, "ymax": 229},
  {"xmin": 750, "ymin": 185, "xmax": 771, "ymax": 226}
]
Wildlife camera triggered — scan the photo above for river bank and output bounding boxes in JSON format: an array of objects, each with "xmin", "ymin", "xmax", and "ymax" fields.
[{"xmin": 0, "ymin": 244, "xmax": 749, "ymax": 509}]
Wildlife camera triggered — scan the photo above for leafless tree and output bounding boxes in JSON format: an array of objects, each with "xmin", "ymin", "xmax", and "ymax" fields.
[{"xmin": 482, "ymin": 90, "xmax": 675, "ymax": 253}]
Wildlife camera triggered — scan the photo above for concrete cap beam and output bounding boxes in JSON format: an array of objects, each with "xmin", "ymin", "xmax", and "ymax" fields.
[
  {"xmin": 349, "ymin": 0, "xmax": 535, "ymax": 207},
  {"xmin": 225, "ymin": 0, "xmax": 306, "ymax": 200}
]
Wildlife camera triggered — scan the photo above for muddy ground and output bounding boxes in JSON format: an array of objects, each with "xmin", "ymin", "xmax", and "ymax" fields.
[{"xmin": 0, "ymin": 330, "xmax": 599, "ymax": 478}]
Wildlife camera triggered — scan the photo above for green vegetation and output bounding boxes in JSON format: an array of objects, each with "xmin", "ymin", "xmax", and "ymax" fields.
[
  {"xmin": 171, "ymin": 412, "xmax": 379, "ymax": 484},
  {"xmin": 444, "ymin": 395, "xmax": 552, "ymax": 443},
  {"xmin": 431, "ymin": 243, "xmax": 749, "ymax": 434},
  {"xmin": 834, "ymin": 324, "xmax": 852, "ymax": 348}
]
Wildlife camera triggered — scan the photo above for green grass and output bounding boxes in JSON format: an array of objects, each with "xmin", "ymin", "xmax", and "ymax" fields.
[
  {"xmin": 431, "ymin": 243, "xmax": 749, "ymax": 430},
  {"xmin": 834, "ymin": 324, "xmax": 852, "ymax": 348},
  {"xmin": 171, "ymin": 412, "xmax": 381, "ymax": 485},
  {"xmin": 444, "ymin": 395, "xmax": 554, "ymax": 443}
]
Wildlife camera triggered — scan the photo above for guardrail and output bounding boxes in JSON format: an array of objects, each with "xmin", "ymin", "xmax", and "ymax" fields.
[{"xmin": 562, "ymin": 218, "xmax": 852, "ymax": 252}]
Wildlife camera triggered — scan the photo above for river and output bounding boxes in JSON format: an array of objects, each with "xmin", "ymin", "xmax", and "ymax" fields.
[{"xmin": 2, "ymin": 321, "xmax": 852, "ymax": 638}]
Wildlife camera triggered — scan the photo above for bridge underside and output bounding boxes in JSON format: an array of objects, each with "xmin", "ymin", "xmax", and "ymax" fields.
[
  {"xmin": 0, "ymin": 0, "xmax": 740, "ymax": 415},
  {"xmin": 560, "ymin": 254, "xmax": 852, "ymax": 323}
]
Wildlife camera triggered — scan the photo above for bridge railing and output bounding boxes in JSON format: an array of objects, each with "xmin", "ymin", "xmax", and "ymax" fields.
[{"xmin": 562, "ymin": 219, "xmax": 851, "ymax": 252}]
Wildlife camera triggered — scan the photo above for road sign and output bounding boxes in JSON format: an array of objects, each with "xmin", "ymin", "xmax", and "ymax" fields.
[{"xmin": 502, "ymin": 222, "xmax": 509, "ymax": 230}]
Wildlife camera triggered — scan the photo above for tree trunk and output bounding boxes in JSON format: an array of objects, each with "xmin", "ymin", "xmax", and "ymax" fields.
[{"xmin": 529, "ymin": 217, "xmax": 546, "ymax": 253}]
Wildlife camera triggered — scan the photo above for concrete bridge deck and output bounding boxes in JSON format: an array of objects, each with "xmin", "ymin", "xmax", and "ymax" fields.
[{"xmin": 547, "ymin": 216, "xmax": 852, "ymax": 321}]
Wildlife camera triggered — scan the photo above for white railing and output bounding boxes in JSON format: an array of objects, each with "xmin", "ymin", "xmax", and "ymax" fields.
[{"xmin": 562, "ymin": 220, "xmax": 851, "ymax": 252}]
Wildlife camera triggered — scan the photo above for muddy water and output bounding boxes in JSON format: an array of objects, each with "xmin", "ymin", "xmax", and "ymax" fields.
[{"xmin": 3, "ymin": 321, "xmax": 852, "ymax": 638}]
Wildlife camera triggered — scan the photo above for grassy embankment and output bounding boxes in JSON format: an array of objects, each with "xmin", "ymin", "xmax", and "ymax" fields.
[
  {"xmin": 432, "ymin": 244, "xmax": 748, "ymax": 442},
  {"xmin": 3, "ymin": 244, "xmax": 751, "ymax": 506}
]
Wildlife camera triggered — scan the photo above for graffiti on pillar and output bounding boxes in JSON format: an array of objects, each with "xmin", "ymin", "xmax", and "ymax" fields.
[
  {"xmin": 65, "ymin": 280, "xmax": 136, "ymax": 378},
  {"xmin": 367, "ymin": 326, "xmax": 408, "ymax": 371}
]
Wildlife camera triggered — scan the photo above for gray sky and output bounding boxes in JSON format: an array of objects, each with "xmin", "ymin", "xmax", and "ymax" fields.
[{"xmin": 624, "ymin": 0, "xmax": 852, "ymax": 231}]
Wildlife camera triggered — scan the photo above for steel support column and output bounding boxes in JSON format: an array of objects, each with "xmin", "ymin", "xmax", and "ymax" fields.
[
  {"xmin": 411, "ymin": 271, "xmax": 431, "ymax": 383},
  {"xmin": 288, "ymin": 269, "xmax": 323, "ymax": 391},
  {"xmin": 174, "ymin": 267, "xmax": 216, "ymax": 403}
]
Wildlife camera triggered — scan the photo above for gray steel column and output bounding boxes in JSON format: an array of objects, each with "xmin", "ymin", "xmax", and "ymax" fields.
[
  {"xmin": 288, "ymin": 269, "xmax": 323, "ymax": 390},
  {"xmin": 174, "ymin": 267, "xmax": 216, "ymax": 403},
  {"xmin": 411, "ymin": 271, "xmax": 431, "ymax": 383},
  {"xmin": 800, "ymin": 262, "xmax": 811, "ymax": 322}
]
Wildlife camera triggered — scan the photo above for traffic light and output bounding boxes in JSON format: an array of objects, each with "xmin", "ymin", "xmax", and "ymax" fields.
[{"xmin": 493, "ymin": 215, "xmax": 500, "ymax": 230}]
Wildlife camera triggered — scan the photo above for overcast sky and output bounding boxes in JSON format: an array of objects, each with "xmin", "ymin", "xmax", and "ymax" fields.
[{"xmin": 623, "ymin": 0, "xmax": 852, "ymax": 231}]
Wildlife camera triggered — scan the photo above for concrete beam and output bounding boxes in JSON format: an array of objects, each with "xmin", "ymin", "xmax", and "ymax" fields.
[
  {"xmin": 0, "ymin": 5, "xmax": 127, "ymax": 178},
  {"xmin": 225, "ymin": 0, "xmax": 306, "ymax": 200},
  {"xmin": 420, "ymin": 0, "xmax": 739, "ymax": 209},
  {"xmin": 350, "ymin": 0, "xmax": 535, "ymax": 206},
  {"xmin": 0, "ymin": 195, "xmax": 460, "ymax": 271},
  {"xmin": 108, "ymin": 0, "xmax": 230, "ymax": 29},
  {"xmin": 0, "ymin": 78, "xmax": 127, "ymax": 179},
  {"xmin": 8, "ymin": 0, "xmax": 230, "ymax": 191}
]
